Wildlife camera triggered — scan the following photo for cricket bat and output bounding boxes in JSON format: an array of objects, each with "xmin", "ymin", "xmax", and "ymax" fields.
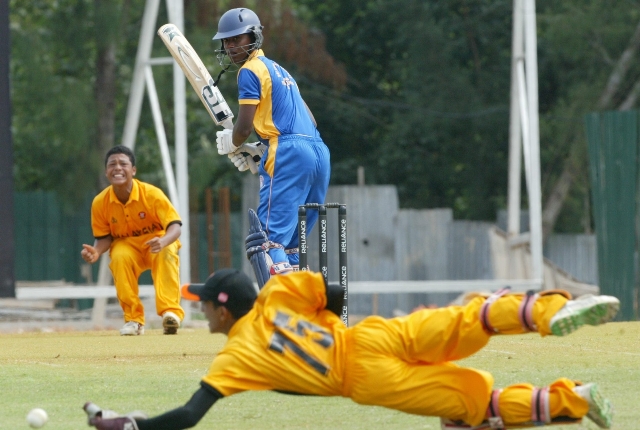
[{"xmin": 157, "ymin": 23, "xmax": 234, "ymax": 130}]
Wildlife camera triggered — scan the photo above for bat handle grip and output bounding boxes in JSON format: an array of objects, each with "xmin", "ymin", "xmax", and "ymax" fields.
[{"xmin": 221, "ymin": 118, "xmax": 234, "ymax": 130}]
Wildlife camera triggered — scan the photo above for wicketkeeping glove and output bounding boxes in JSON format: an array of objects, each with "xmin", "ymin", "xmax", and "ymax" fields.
[
  {"xmin": 216, "ymin": 129, "xmax": 237, "ymax": 155},
  {"xmin": 84, "ymin": 402, "xmax": 146, "ymax": 430},
  {"xmin": 89, "ymin": 416, "xmax": 140, "ymax": 430}
]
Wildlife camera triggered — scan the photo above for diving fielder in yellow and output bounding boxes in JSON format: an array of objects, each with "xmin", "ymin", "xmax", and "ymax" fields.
[
  {"xmin": 81, "ymin": 145, "xmax": 184, "ymax": 336},
  {"xmin": 86, "ymin": 269, "xmax": 619, "ymax": 430}
]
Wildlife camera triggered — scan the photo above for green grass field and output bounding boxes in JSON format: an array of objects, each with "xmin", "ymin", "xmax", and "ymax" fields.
[{"xmin": 1, "ymin": 322, "xmax": 638, "ymax": 429}]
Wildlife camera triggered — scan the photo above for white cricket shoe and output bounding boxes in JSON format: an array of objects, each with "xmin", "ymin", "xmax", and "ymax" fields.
[
  {"xmin": 573, "ymin": 383, "xmax": 614, "ymax": 429},
  {"xmin": 120, "ymin": 321, "xmax": 144, "ymax": 336},
  {"xmin": 162, "ymin": 311, "xmax": 181, "ymax": 335},
  {"xmin": 549, "ymin": 294, "xmax": 619, "ymax": 336}
]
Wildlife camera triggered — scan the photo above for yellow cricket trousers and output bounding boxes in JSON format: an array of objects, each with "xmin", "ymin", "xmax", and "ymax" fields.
[
  {"xmin": 109, "ymin": 237, "xmax": 184, "ymax": 325},
  {"xmin": 346, "ymin": 293, "xmax": 589, "ymax": 426}
]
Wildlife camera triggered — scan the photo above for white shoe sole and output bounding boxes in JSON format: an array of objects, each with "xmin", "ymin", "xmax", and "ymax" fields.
[
  {"xmin": 162, "ymin": 312, "xmax": 180, "ymax": 335},
  {"xmin": 119, "ymin": 323, "xmax": 144, "ymax": 336},
  {"xmin": 550, "ymin": 295, "xmax": 619, "ymax": 336},
  {"xmin": 584, "ymin": 384, "xmax": 614, "ymax": 429},
  {"xmin": 119, "ymin": 329, "xmax": 144, "ymax": 336}
]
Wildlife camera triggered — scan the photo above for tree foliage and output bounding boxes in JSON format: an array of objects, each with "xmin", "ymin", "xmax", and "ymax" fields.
[
  {"xmin": 11, "ymin": 0, "xmax": 99, "ymax": 209},
  {"xmin": 295, "ymin": 0, "xmax": 640, "ymax": 228},
  {"xmin": 296, "ymin": 0, "xmax": 514, "ymax": 218},
  {"xmin": 10, "ymin": 0, "xmax": 640, "ymax": 231}
]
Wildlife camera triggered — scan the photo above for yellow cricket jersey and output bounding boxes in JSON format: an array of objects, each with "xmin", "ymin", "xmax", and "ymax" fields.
[
  {"xmin": 200, "ymin": 273, "xmax": 587, "ymax": 427},
  {"xmin": 202, "ymin": 271, "xmax": 349, "ymax": 397},
  {"xmin": 91, "ymin": 179, "xmax": 181, "ymax": 242}
]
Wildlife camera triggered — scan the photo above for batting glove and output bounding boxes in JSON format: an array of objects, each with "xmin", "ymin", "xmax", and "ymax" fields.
[
  {"xmin": 216, "ymin": 129, "xmax": 237, "ymax": 155},
  {"xmin": 89, "ymin": 416, "xmax": 140, "ymax": 430},
  {"xmin": 237, "ymin": 141, "xmax": 267, "ymax": 160},
  {"xmin": 227, "ymin": 152, "xmax": 255, "ymax": 172},
  {"xmin": 228, "ymin": 142, "xmax": 266, "ymax": 174}
]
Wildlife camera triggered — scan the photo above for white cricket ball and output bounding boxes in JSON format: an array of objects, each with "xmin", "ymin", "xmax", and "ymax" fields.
[{"xmin": 26, "ymin": 408, "xmax": 48, "ymax": 428}]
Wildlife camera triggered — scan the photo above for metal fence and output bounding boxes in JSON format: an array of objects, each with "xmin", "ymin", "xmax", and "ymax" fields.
[
  {"xmin": 585, "ymin": 110, "xmax": 639, "ymax": 320},
  {"xmin": 241, "ymin": 178, "xmax": 603, "ymax": 317},
  {"xmin": 13, "ymin": 191, "xmax": 244, "ymax": 286},
  {"xmin": 12, "ymin": 181, "xmax": 607, "ymax": 318},
  {"xmin": 544, "ymin": 234, "xmax": 598, "ymax": 285}
]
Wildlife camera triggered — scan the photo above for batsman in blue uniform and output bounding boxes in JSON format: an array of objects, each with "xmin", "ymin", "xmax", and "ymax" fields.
[{"xmin": 213, "ymin": 8, "xmax": 331, "ymax": 287}]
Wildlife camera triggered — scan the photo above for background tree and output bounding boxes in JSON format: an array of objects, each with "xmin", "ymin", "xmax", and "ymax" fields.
[
  {"xmin": 94, "ymin": 0, "xmax": 130, "ymax": 190},
  {"xmin": 10, "ymin": 0, "xmax": 640, "ymax": 236},
  {"xmin": 296, "ymin": 0, "xmax": 640, "ymax": 231},
  {"xmin": 295, "ymin": 0, "xmax": 513, "ymax": 218},
  {"xmin": 11, "ymin": 0, "xmax": 99, "ymax": 209},
  {"xmin": 537, "ymin": 1, "xmax": 640, "ymax": 237}
]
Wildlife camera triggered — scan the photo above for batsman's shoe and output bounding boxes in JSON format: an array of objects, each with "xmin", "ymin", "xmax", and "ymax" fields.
[
  {"xmin": 162, "ymin": 311, "xmax": 181, "ymax": 335},
  {"xmin": 549, "ymin": 294, "xmax": 619, "ymax": 336},
  {"xmin": 119, "ymin": 321, "xmax": 144, "ymax": 336},
  {"xmin": 573, "ymin": 383, "xmax": 614, "ymax": 429}
]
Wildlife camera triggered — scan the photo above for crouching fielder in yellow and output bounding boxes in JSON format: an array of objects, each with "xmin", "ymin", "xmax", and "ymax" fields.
[
  {"xmin": 85, "ymin": 270, "xmax": 619, "ymax": 430},
  {"xmin": 81, "ymin": 145, "xmax": 184, "ymax": 336}
]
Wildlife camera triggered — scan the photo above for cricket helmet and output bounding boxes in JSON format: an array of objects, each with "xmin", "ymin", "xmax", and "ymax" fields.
[{"xmin": 213, "ymin": 8, "xmax": 264, "ymax": 68}]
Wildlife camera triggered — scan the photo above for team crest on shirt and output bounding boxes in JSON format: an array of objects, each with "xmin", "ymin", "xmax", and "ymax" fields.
[
  {"xmin": 139, "ymin": 212, "xmax": 146, "ymax": 219},
  {"xmin": 281, "ymin": 77, "xmax": 295, "ymax": 88},
  {"xmin": 111, "ymin": 217, "xmax": 117, "ymax": 224},
  {"xmin": 260, "ymin": 174, "xmax": 265, "ymax": 189}
]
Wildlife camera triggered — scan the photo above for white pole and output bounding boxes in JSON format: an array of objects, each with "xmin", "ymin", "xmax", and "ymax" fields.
[
  {"xmin": 507, "ymin": 0, "xmax": 524, "ymax": 238},
  {"xmin": 523, "ymin": 0, "xmax": 543, "ymax": 284},
  {"xmin": 114, "ymin": 0, "xmax": 193, "ymax": 325},
  {"xmin": 144, "ymin": 65, "xmax": 180, "ymax": 207},
  {"xmin": 91, "ymin": 254, "xmax": 111, "ymax": 327},
  {"xmin": 516, "ymin": 60, "xmax": 531, "ymax": 195},
  {"xmin": 167, "ymin": 0, "xmax": 191, "ymax": 322},
  {"xmin": 97, "ymin": 0, "xmax": 161, "ymax": 327},
  {"xmin": 121, "ymin": 0, "xmax": 161, "ymax": 150}
]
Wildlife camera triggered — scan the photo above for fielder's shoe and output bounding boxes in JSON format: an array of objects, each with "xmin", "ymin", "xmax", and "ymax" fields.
[
  {"xmin": 119, "ymin": 321, "xmax": 144, "ymax": 336},
  {"xmin": 440, "ymin": 418, "xmax": 492, "ymax": 429},
  {"xmin": 573, "ymin": 383, "xmax": 614, "ymax": 429},
  {"xmin": 549, "ymin": 294, "xmax": 619, "ymax": 336},
  {"xmin": 162, "ymin": 311, "xmax": 181, "ymax": 335}
]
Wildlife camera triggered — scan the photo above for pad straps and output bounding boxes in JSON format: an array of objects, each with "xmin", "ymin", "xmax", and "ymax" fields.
[
  {"xmin": 246, "ymin": 208, "xmax": 296, "ymax": 287},
  {"xmin": 518, "ymin": 290, "xmax": 539, "ymax": 332},
  {"xmin": 480, "ymin": 288, "xmax": 543, "ymax": 334},
  {"xmin": 531, "ymin": 387, "xmax": 551, "ymax": 425},
  {"xmin": 486, "ymin": 389, "xmax": 505, "ymax": 429},
  {"xmin": 484, "ymin": 386, "xmax": 550, "ymax": 429},
  {"xmin": 479, "ymin": 287, "xmax": 511, "ymax": 333}
]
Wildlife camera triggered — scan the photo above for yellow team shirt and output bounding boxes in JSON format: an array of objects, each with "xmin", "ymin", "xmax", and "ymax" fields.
[
  {"xmin": 91, "ymin": 179, "xmax": 181, "ymax": 243},
  {"xmin": 202, "ymin": 272, "xmax": 349, "ymax": 397}
]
